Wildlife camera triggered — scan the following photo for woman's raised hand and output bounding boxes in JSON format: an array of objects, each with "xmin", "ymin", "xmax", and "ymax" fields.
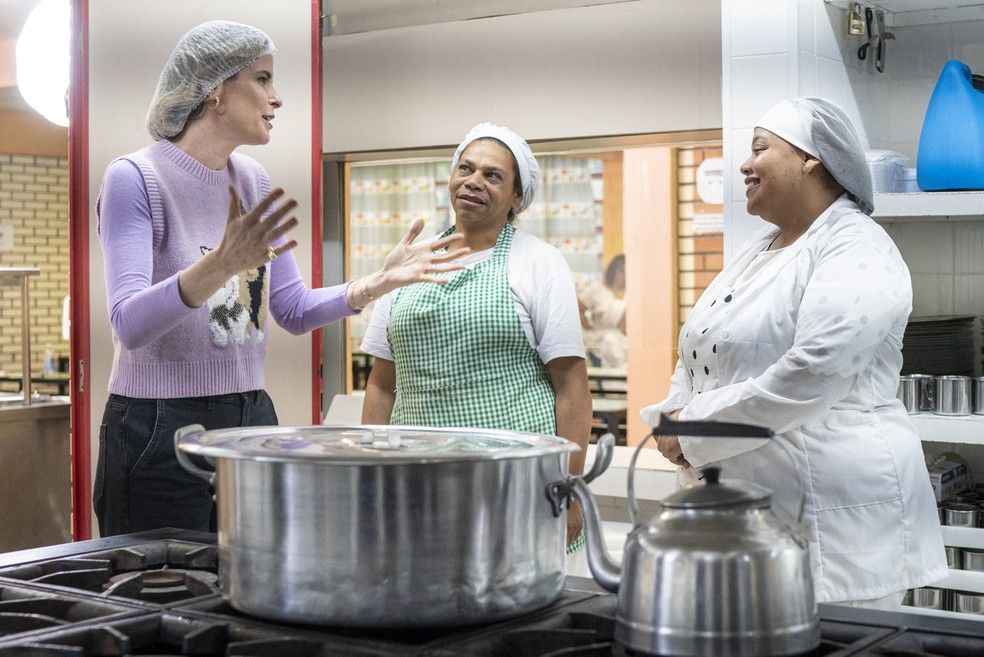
[
  {"xmin": 177, "ymin": 187, "xmax": 299, "ymax": 309},
  {"xmin": 379, "ymin": 219, "xmax": 470, "ymax": 288},
  {"xmin": 215, "ymin": 186, "xmax": 299, "ymax": 274}
]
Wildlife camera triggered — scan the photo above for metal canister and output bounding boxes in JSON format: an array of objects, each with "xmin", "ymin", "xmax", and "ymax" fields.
[
  {"xmin": 945, "ymin": 546, "xmax": 963, "ymax": 569},
  {"xmin": 911, "ymin": 587, "xmax": 946, "ymax": 609},
  {"xmin": 944, "ymin": 503, "xmax": 980, "ymax": 528},
  {"xmin": 973, "ymin": 377, "xmax": 984, "ymax": 415},
  {"xmin": 898, "ymin": 375, "xmax": 920, "ymax": 414},
  {"xmin": 953, "ymin": 591, "xmax": 984, "ymax": 614},
  {"xmin": 962, "ymin": 548, "xmax": 984, "ymax": 572},
  {"xmin": 908, "ymin": 373, "xmax": 936, "ymax": 412},
  {"xmin": 935, "ymin": 375, "xmax": 972, "ymax": 416}
]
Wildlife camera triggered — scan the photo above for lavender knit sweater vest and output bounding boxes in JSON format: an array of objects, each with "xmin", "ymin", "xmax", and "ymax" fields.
[{"xmin": 108, "ymin": 140, "xmax": 272, "ymax": 398}]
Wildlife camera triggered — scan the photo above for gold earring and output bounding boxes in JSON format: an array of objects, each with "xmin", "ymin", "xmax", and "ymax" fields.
[{"xmin": 209, "ymin": 96, "xmax": 221, "ymax": 110}]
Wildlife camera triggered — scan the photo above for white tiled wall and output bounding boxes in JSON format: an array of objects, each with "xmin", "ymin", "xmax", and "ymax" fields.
[
  {"xmin": 880, "ymin": 221, "xmax": 984, "ymax": 373},
  {"xmin": 0, "ymin": 154, "xmax": 70, "ymax": 374},
  {"xmin": 721, "ymin": 0, "xmax": 797, "ymax": 259}
]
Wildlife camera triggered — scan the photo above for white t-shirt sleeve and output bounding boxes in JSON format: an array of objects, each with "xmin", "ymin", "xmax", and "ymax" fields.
[
  {"xmin": 359, "ymin": 291, "xmax": 394, "ymax": 360},
  {"xmin": 509, "ymin": 231, "xmax": 586, "ymax": 364}
]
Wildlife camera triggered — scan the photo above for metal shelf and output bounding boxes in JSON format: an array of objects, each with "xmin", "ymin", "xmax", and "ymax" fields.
[
  {"xmin": 912, "ymin": 415, "xmax": 984, "ymax": 446},
  {"xmin": 937, "ymin": 568, "xmax": 984, "ymax": 594},
  {"xmin": 942, "ymin": 526, "xmax": 984, "ymax": 550},
  {"xmin": 901, "ymin": 604, "xmax": 984, "ymax": 620},
  {"xmin": 824, "ymin": 1, "xmax": 984, "ymax": 27},
  {"xmin": 872, "ymin": 191, "xmax": 984, "ymax": 221}
]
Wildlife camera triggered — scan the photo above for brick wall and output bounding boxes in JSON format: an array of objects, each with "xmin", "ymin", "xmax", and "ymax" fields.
[
  {"xmin": 0, "ymin": 154, "xmax": 70, "ymax": 376},
  {"xmin": 676, "ymin": 147, "xmax": 724, "ymax": 333}
]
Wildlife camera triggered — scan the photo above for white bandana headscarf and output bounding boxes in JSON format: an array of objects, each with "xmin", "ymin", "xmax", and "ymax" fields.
[
  {"xmin": 756, "ymin": 97, "xmax": 874, "ymax": 215},
  {"xmin": 450, "ymin": 122, "xmax": 540, "ymax": 215}
]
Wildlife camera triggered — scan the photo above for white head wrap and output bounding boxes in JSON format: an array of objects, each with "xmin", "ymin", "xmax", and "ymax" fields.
[
  {"xmin": 146, "ymin": 20, "xmax": 276, "ymax": 140},
  {"xmin": 450, "ymin": 122, "xmax": 540, "ymax": 215},
  {"xmin": 756, "ymin": 97, "xmax": 874, "ymax": 214}
]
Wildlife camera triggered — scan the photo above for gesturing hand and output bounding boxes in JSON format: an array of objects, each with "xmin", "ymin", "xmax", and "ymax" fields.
[
  {"xmin": 380, "ymin": 219, "xmax": 470, "ymax": 287},
  {"xmin": 214, "ymin": 186, "xmax": 299, "ymax": 274}
]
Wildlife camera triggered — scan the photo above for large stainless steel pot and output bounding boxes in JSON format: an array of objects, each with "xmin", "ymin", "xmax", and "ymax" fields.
[
  {"xmin": 551, "ymin": 415, "xmax": 819, "ymax": 657},
  {"xmin": 174, "ymin": 424, "xmax": 600, "ymax": 627}
]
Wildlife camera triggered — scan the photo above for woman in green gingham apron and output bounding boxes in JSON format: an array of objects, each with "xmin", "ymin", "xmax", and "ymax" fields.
[{"xmin": 360, "ymin": 123, "xmax": 591, "ymax": 554}]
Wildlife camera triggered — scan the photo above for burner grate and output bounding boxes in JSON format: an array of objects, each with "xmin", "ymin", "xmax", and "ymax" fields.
[
  {"xmin": 0, "ymin": 582, "xmax": 144, "ymax": 642},
  {"xmin": 505, "ymin": 612, "xmax": 619, "ymax": 657},
  {"xmin": 102, "ymin": 568, "xmax": 220, "ymax": 604},
  {"xmin": 0, "ymin": 611, "xmax": 368, "ymax": 656},
  {"xmin": 0, "ymin": 542, "xmax": 218, "ymax": 605}
]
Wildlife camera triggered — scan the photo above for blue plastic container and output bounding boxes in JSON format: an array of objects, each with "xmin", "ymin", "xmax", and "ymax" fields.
[{"xmin": 917, "ymin": 60, "xmax": 984, "ymax": 191}]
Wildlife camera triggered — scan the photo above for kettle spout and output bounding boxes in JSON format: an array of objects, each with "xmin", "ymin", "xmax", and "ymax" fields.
[{"xmin": 572, "ymin": 474, "xmax": 622, "ymax": 593}]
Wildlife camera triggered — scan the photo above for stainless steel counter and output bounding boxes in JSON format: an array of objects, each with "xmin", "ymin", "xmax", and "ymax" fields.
[{"xmin": 0, "ymin": 398, "xmax": 71, "ymax": 551}]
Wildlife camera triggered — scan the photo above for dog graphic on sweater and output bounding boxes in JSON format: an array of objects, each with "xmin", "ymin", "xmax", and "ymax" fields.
[{"xmin": 201, "ymin": 246, "xmax": 269, "ymax": 346}]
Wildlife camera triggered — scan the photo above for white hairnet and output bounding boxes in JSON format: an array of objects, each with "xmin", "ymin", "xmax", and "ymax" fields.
[
  {"xmin": 146, "ymin": 20, "xmax": 276, "ymax": 140},
  {"xmin": 756, "ymin": 97, "xmax": 874, "ymax": 215},
  {"xmin": 450, "ymin": 123, "xmax": 540, "ymax": 215}
]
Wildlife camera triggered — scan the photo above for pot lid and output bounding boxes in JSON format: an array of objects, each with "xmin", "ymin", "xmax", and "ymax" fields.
[
  {"xmin": 659, "ymin": 467, "xmax": 771, "ymax": 509},
  {"xmin": 175, "ymin": 424, "xmax": 578, "ymax": 464}
]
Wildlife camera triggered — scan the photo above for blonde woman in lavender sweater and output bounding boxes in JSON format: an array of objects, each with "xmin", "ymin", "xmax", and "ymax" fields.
[{"xmin": 94, "ymin": 21, "xmax": 466, "ymax": 537}]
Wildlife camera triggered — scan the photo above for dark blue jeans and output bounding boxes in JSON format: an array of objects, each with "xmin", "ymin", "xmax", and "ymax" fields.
[{"xmin": 93, "ymin": 390, "xmax": 278, "ymax": 537}]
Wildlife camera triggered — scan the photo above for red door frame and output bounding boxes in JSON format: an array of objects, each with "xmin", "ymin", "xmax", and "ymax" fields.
[
  {"xmin": 67, "ymin": 1, "xmax": 326, "ymax": 539},
  {"xmin": 68, "ymin": 0, "xmax": 91, "ymax": 541},
  {"xmin": 310, "ymin": 0, "xmax": 324, "ymax": 424}
]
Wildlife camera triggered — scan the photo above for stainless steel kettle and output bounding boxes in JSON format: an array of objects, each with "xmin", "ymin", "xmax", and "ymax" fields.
[{"xmin": 549, "ymin": 414, "xmax": 819, "ymax": 657}]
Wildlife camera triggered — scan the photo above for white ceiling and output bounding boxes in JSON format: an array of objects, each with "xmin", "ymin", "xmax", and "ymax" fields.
[{"xmin": 0, "ymin": 0, "xmax": 638, "ymax": 111}]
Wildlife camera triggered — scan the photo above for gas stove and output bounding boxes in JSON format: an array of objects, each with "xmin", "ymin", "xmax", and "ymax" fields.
[{"xmin": 0, "ymin": 530, "xmax": 982, "ymax": 656}]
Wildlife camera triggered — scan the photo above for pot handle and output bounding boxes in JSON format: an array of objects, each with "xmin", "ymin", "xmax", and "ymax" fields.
[
  {"xmin": 545, "ymin": 434, "xmax": 615, "ymax": 517},
  {"xmin": 583, "ymin": 433, "xmax": 615, "ymax": 484},
  {"xmin": 174, "ymin": 424, "xmax": 215, "ymax": 486}
]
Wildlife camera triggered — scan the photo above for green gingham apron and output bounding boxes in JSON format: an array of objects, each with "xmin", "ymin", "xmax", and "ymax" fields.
[{"xmin": 386, "ymin": 223, "xmax": 556, "ymax": 434}]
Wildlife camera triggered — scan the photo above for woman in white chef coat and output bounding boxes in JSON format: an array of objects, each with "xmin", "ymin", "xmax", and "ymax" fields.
[{"xmin": 646, "ymin": 97, "xmax": 946, "ymax": 608}]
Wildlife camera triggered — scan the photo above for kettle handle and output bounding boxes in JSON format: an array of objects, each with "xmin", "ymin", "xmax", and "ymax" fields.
[
  {"xmin": 651, "ymin": 413, "xmax": 773, "ymax": 438},
  {"xmin": 630, "ymin": 412, "xmax": 771, "ymax": 525},
  {"xmin": 626, "ymin": 431, "xmax": 656, "ymax": 527},
  {"xmin": 630, "ymin": 413, "xmax": 806, "ymax": 528}
]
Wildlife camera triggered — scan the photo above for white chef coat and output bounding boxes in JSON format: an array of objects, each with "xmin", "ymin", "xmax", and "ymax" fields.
[{"xmin": 642, "ymin": 195, "xmax": 946, "ymax": 603}]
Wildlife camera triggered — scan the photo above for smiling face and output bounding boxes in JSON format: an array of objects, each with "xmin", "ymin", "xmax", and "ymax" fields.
[
  {"xmin": 214, "ymin": 54, "xmax": 282, "ymax": 146},
  {"xmin": 449, "ymin": 140, "xmax": 522, "ymax": 228},
  {"xmin": 740, "ymin": 128, "xmax": 816, "ymax": 222}
]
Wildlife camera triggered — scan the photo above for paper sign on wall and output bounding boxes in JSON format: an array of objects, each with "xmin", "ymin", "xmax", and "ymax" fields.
[{"xmin": 695, "ymin": 157, "xmax": 724, "ymax": 205}]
